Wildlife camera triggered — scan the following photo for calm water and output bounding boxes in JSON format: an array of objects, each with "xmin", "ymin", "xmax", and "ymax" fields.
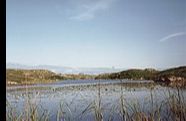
[{"xmin": 6, "ymin": 80, "xmax": 186, "ymax": 121}]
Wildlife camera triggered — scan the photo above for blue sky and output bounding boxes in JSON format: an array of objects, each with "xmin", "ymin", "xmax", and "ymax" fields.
[{"xmin": 7, "ymin": 0, "xmax": 186, "ymax": 68}]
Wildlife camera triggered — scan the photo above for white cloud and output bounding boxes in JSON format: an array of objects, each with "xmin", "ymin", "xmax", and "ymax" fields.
[
  {"xmin": 70, "ymin": 0, "xmax": 116, "ymax": 21},
  {"xmin": 159, "ymin": 32, "xmax": 186, "ymax": 42}
]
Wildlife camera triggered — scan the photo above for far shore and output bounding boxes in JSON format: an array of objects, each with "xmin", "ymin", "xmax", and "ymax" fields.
[{"xmin": 6, "ymin": 66, "xmax": 186, "ymax": 87}]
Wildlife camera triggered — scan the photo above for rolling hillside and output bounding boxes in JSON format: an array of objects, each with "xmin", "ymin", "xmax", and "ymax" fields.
[
  {"xmin": 95, "ymin": 68, "xmax": 158, "ymax": 80},
  {"xmin": 6, "ymin": 69, "xmax": 64, "ymax": 85}
]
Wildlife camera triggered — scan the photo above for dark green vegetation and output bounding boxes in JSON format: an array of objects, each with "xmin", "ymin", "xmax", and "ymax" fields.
[
  {"xmin": 95, "ymin": 68, "xmax": 158, "ymax": 80},
  {"xmin": 96, "ymin": 66, "xmax": 186, "ymax": 87},
  {"xmin": 156, "ymin": 66, "xmax": 186, "ymax": 78},
  {"xmin": 96, "ymin": 66, "xmax": 186, "ymax": 80}
]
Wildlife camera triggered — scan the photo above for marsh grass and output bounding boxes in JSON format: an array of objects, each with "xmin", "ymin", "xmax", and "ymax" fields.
[
  {"xmin": 78, "ymin": 80, "xmax": 103, "ymax": 121},
  {"xmin": 57, "ymin": 101, "xmax": 74, "ymax": 121},
  {"xmin": 6, "ymin": 92, "xmax": 50, "ymax": 121},
  {"xmin": 6, "ymin": 99, "xmax": 23, "ymax": 121},
  {"xmin": 6, "ymin": 82, "xmax": 186, "ymax": 121},
  {"xmin": 166, "ymin": 87, "xmax": 186, "ymax": 121}
]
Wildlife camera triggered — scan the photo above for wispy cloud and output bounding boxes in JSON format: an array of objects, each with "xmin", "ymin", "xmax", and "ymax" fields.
[
  {"xmin": 159, "ymin": 32, "xmax": 186, "ymax": 42},
  {"xmin": 70, "ymin": 0, "xmax": 117, "ymax": 21}
]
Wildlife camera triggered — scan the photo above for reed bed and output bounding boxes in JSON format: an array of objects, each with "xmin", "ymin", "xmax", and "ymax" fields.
[{"xmin": 6, "ymin": 82, "xmax": 186, "ymax": 121}]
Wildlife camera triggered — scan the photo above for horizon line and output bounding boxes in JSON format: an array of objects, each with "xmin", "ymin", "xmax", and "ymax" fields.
[{"xmin": 6, "ymin": 62, "xmax": 185, "ymax": 70}]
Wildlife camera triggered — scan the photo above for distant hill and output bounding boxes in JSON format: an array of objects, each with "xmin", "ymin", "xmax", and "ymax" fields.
[
  {"xmin": 156, "ymin": 66, "xmax": 186, "ymax": 78},
  {"xmin": 6, "ymin": 63, "xmax": 123, "ymax": 75},
  {"xmin": 95, "ymin": 66, "xmax": 186, "ymax": 86},
  {"xmin": 6, "ymin": 69, "xmax": 95, "ymax": 85},
  {"xmin": 6, "ymin": 69, "xmax": 64, "ymax": 85},
  {"xmin": 95, "ymin": 68, "xmax": 158, "ymax": 80}
]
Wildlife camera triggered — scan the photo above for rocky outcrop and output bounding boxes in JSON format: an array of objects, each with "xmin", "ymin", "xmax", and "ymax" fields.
[{"xmin": 155, "ymin": 76, "xmax": 186, "ymax": 87}]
